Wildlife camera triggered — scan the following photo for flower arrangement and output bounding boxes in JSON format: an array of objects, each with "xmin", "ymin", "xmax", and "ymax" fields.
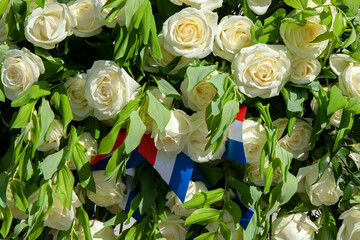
[{"xmin": 0, "ymin": 0, "xmax": 360, "ymax": 239}]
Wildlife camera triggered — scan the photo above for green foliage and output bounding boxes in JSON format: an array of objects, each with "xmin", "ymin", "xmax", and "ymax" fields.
[
  {"xmin": 11, "ymin": 82, "xmax": 51, "ymax": 108},
  {"xmin": 185, "ymin": 208, "xmax": 221, "ymax": 226},
  {"xmin": 147, "ymin": 91, "xmax": 171, "ymax": 132},
  {"xmin": 250, "ymin": 9, "xmax": 286, "ymax": 43},
  {"xmin": 182, "ymin": 189, "xmax": 225, "ymax": 209}
]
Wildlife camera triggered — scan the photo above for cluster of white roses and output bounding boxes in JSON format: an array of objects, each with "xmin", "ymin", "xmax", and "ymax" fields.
[
  {"xmin": 2, "ymin": 0, "xmax": 360, "ymax": 238},
  {"xmin": 22, "ymin": 0, "xmax": 126, "ymax": 49}
]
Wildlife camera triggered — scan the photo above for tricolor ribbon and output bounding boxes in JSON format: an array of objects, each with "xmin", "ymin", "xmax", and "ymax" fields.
[
  {"xmin": 90, "ymin": 105, "xmax": 252, "ymax": 226},
  {"xmin": 224, "ymin": 105, "xmax": 247, "ymax": 164}
]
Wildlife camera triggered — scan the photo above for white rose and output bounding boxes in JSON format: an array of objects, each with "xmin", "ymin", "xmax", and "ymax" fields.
[
  {"xmin": 232, "ymin": 43, "xmax": 291, "ymax": 98},
  {"xmin": 89, "ymin": 220, "xmax": 117, "ymax": 240},
  {"xmin": 337, "ymin": 205, "xmax": 360, "ymax": 240},
  {"xmin": 25, "ymin": 3, "xmax": 76, "ymax": 49},
  {"xmin": 64, "ymin": 74, "xmax": 93, "ymax": 121},
  {"xmin": 273, "ymin": 118, "xmax": 313, "ymax": 161},
  {"xmin": 206, "ymin": 210, "xmax": 243, "ymax": 240},
  {"xmin": 330, "ymin": 54, "xmax": 360, "ymax": 100},
  {"xmin": 144, "ymin": 34, "xmax": 195, "ymax": 74},
  {"xmin": 271, "ymin": 213, "xmax": 318, "ymax": 240},
  {"xmin": 69, "ymin": 0, "xmax": 104, "ymax": 37},
  {"xmin": 166, "ymin": 181, "xmax": 208, "ymax": 217},
  {"xmin": 87, "ymin": 170, "xmax": 126, "ymax": 207},
  {"xmin": 280, "ymin": 16, "xmax": 328, "ymax": 58},
  {"xmin": 45, "ymin": 191, "xmax": 82, "ymax": 231},
  {"xmin": 29, "ymin": 189, "xmax": 82, "ymax": 231},
  {"xmin": 183, "ymin": 111, "xmax": 226, "ymax": 162},
  {"xmin": 247, "ymin": 0, "xmax": 272, "ymax": 15},
  {"xmin": 247, "ymin": 161, "xmax": 281, "ymax": 186},
  {"xmin": 158, "ymin": 213, "xmax": 187, "ymax": 240},
  {"xmin": 214, "ymin": 15, "xmax": 254, "ymax": 61},
  {"xmin": 1, "ymin": 48, "xmax": 45, "ymax": 101},
  {"xmin": 151, "ymin": 109, "xmax": 192, "ymax": 155},
  {"xmin": 180, "ymin": 72, "xmax": 217, "ymax": 111},
  {"xmin": 297, "ymin": 162, "xmax": 343, "ymax": 206},
  {"xmin": 242, "ymin": 120, "xmax": 267, "ymax": 165},
  {"xmin": 169, "ymin": 0, "xmax": 223, "ymax": 11},
  {"xmin": 85, "ymin": 60, "xmax": 140, "ymax": 120},
  {"xmin": 37, "ymin": 119, "xmax": 64, "ymax": 152},
  {"xmin": 162, "ymin": 7, "xmax": 218, "ymax": 58},
  {"xmin": 68, "ymin": 132, "xmax": 97, "ymax": 170},
  {"xmin": 290, "ymin": 56, "xmax": 321, "ymax": 84}
]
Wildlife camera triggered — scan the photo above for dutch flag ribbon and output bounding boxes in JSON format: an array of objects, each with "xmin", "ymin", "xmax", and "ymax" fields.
[
  {"xmin": 224, "ymin": 105, "xmax": 247, "ymax": 164},
  {"xmin": 91, "ymin": 104, "xmax": 247, "ymax": 205}
]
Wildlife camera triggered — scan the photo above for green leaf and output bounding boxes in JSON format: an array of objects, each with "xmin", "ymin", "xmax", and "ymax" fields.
[
  {"xmin": 139, "ymin": 167, "xmax": 155, "ymax": 214},
  {"xmin": 11, "ymin": 82, "xmax": 51, "ymax": 107},
  {"xmin": 186, "ymin": 65, "xmax": 216, "ymax": 91},
  {"xmin": 311, "ymin": 31, "xmax": 334, "ymax": 43},
  {"xmin": 73, "ymin": 143, "xmax": 96, "ymax": 192},
  {"xmin": 284, "ymin": 0, "xmax": 308, "ymax": 9},
  {"xmin": 224, "ymin": 200, "xmax": 242, "ymax": 227},
  {"xmin": 55, "ymin": 165, "xmax": 74, "ymax": 209},
  {"xmin": 98, "ymin": 96, "xmax": 143, "ymax": 154},
  {"xmin": 0, "ymin": 0, "xmax": 10, "ymax": 16},
  {"xmin": 40, "ymin": 149, "xmax": 64, "ymax": 180},
  {"xmin": 36, "ymin": 98, "xmax": 55, "ymax": 148},
  {"xmin": 147, "ymin": 91, "xmax": 171, "ymax": 132},
  {"xmin": 250, "ymin": 9, "xmax": 286, "ymax": 43},
  {"xmin": 316, "ymin": 206, "xmax": 337, "ymax": 240},
  {"xmin": 327, "ymin": 85, "xmax": 347, "ymax": 116},
  {"xmin": 0, "ymin": 204, "xmax": 12, "ymax": 238},
  {"xmin": 333, "ymin": 109, "xmax": 354, "ymax": 151},
  {"xmin": 11, "ymin": 100, "xmax": 37, "ymax": 129},
  {"xmin": 0, "ymin": 44, "xmax": 9, "ymax": 66},
  {"xmin": 9, "ymin": 181, "xmax": 28, "ymax": 213},
  {"xmin": 50, "ymin": 85, "xmax": 73, "ymax": 133},
  {"xmin": 34, "ymin": 0, "xmax": 45, "ymax": 8},
  {"xmin": 194, "ymin": 231, "xmax": 217, "ymax": 240},
  {"xmin": 156, "ymin": 77, "xmax": 181, "ymax": 99},
  {"xmin": 210, "ymin": 99, "xmax": 239, "ymax": 144},
  {"xmin": 34, "ymin": 48, "xmax": 63, "ymax": 65},
  {"xmin": 228, "ymin": 178, "xmax": 262, "ymax": 209},
  {"xmin": 104, "ymin": 211, "xmax": 128, "ymax": 226},
  {"xmin": 198, "ymin": 165, "xmax": 224, "ymax": 186},
  {"xmin": 101, "ymin": 0, "xmax": 125, "ymax": 11},
  {"xmin": 0, "ymin": 172, "xmax": 10, "ymax": 208},
  {"xmin": 332, "ymin": 13, "xmax": 344, "ymax": 37},
  {"xmin": 343, "ymin": 25, "xmax": 356, "ymax": 48},
  {"xmin": 182, "ymin": 189, "xmax": 225, "ymax": 209},
  {"xmin": 125, "ymin": 0, "xmax": 145, "ymax": 28},
  {"xmin": 124, "ymin": 111, "xmax": 146, "ymax": 154},
  {"xmin": 127, "ymin": 193, "xmax": 141, "ymax": 220},
  {"xmin": 275, "ymin": 145, "xmax": 293, "ymax": 182},
  {"xmin": 343, "ymin": 183, "xmax": 354, "ymax": 201},
  {"xmin": 185, "ymin": 208, "xmax": 221, "ymax": 226},
  {"xmin": 219, "ymin": 222, "xmax": 232, "ymax": 240},
  {"xmin": 288, "ymin": 200, "xmax": 318, "ymax": 213},
  {"xmin": 76, "ymin": 208, "xmax": 92, "ymax": 240}
]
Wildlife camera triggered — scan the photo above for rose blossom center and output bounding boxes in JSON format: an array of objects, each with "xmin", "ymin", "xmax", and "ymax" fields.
[
  {"xmin": 33, "ymin": 15, "xmax": 59, "ymax": 40},
  {"xmin": 175, "ymin": 17, "xmax": 204, "ymax": 45}
]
